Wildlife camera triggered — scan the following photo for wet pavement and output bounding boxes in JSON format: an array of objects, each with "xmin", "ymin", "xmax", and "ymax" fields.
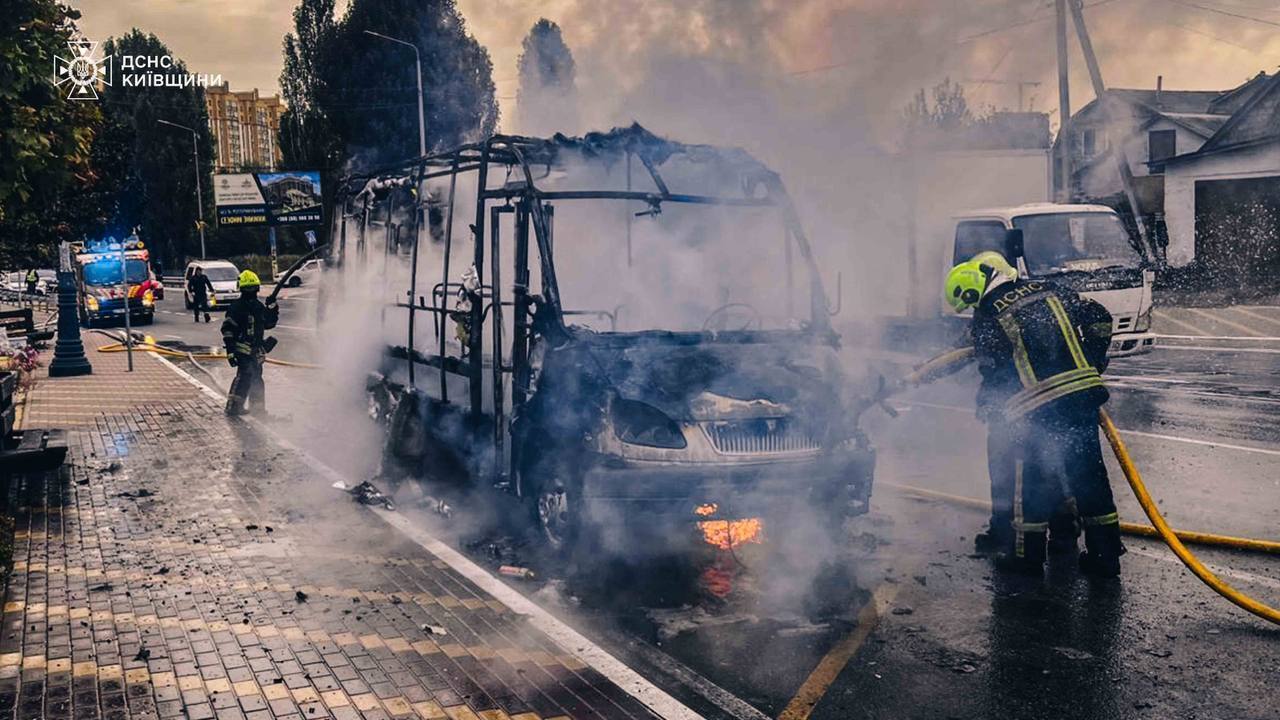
[{"xmin": 22, "ymin": 294, "xmax": 1280, "ymax": 720}]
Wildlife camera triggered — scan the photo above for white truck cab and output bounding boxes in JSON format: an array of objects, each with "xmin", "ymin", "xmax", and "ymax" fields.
[{"xmin": 952, "ymin": 203, "xmax": 1155, "ymax": 356}]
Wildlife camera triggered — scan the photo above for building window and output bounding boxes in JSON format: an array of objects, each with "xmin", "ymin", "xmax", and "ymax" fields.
[
  {"xmin": 1148, "ymin": 129, "xmax": 1176, "ymax": 174},
  {"xmin": 1079, "ymin": 128, "xmax": 1096, "ymax": 159}
]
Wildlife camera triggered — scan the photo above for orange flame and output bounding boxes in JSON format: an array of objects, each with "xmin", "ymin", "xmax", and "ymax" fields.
[
  {"xmin": 698, "ymin": 517, "xmax": 764, "ymax": 550},
  {"xmin": 694, "ymin": 503, "xmax": 718, "ymax": 517}
]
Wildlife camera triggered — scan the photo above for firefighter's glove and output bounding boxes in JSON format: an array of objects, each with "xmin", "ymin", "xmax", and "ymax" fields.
[{"xmin": 227, "ymin": 354, "xmax": 238, "ymax": 368}]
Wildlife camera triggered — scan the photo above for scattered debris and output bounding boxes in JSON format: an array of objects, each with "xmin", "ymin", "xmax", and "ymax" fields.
[
  {"xmin": 105, "ymin": 461, "xmax": 123, "ymax": 474},
  {"xmin": 133, "ymin": 648, "xmax": 150, "ymax": 662},
  {"xmin": 913, "ymin": 575, "xmax": 928, "ymax": 587},
  {"xmin": 498, "ymin": 565, "xmax": 536, "ymax": 580},
  {"xmin": 115, "ymin": 488, "xmax": 155, "ymax": 499},
  {"xmin": 246, "ymin": 524, "xmax": 259, "ymax": 531},
  {"xmin": 419, "ymin": 496, "xmax": 453, "ymax": 519},
  {"xmin": 89, "ymin": 582, "xmax": 113, "ymax": 592},
  {"xmin": 423, "ymin": 624, "xmax": 448, "ymax": 636},
  {"xmin": 891, "ymin": 606, "xmax": 914, "ymax": 616},
  {"xmin": 1147, "ymin": 648, "xmax": 1173, "ymax": 658},
  {"xmin": 348, "ymin": 481, "xmax": 395, "ymax": 511},
  {"xmin": 1053, "ymin": 646, "xmax": 1095, "ymax": 661},
  {"xmin": 776, "ymin": 622, "xmax": 830, "ymax": 638},
  {"xmin": 954, "ymin": 663, "xmax": 977, "ymax": 674},
  {"xmin": 75, "ymin": 478, "xmax": 89, "ymax": 486},
  {"xmin": 155, "ymin": 567, "xmax": 169, "ymax": 575},
  {"xmin": 295, "ymin": 590, "xmax": 308, "ymax": 603}
]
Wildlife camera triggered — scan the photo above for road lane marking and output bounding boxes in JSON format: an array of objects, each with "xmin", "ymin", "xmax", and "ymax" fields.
[
  {"xmin": 1154, "ymin": 311, "xmax": 1214, "ymax": 336},
  {"xmin": 149, "ymin": 351, "xmax": 705, "ymax": 720},
  {"xmin": 777, "ymin": 584, "xmax": 899, "ymax": 720},
  {"xmin": 1126, "ymin": 546, "xmax": 1280, "ymax": 594},
  {"xmin": 1153, "ymin": 333, "xmax": 1280, "ymax": 342},
  {"xmin": 1156, "ymin": 344, "xmax": 1280, "ymax": 355},
  {"xmin": 1186, "ymin": 308, "xmax": 1267, "ymax": 337},
  {"xmin": 897, "ymin": 400, "xmax": 1280, "ymax": 456}
]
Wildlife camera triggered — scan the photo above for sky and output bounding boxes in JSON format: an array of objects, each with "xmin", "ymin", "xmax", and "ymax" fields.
[{"xmin": 68, "ymin": 0, "xmax": 1280, "ymax": 137}]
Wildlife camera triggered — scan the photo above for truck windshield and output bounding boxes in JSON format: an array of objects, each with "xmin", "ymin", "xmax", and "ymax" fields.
[
  {"xmin": 83, "ymin": 259, "xmax": 149, "ymax": 286},
  {"xmin": 1014, "ymin": 213, "xmax": 1142, "ymax": 275}
]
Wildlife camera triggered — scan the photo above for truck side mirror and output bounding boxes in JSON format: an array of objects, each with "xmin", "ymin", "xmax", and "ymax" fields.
[{"xmin": 1004, "ymin": 228, "xmax": 1024, "ymax": 261}]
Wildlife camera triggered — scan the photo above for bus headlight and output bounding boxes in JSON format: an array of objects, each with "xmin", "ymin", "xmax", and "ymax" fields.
[
  {"xmin": 142, "ymin": 289, "xmax": 154, "ymax": 307},
  {"xmin": 85, "ymin": 296, "xmax": 99, "ymax": 311}
]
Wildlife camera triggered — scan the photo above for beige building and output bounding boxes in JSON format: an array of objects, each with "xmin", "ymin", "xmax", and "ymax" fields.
[{"xmin": 205, "ymin": 83, "xmax": 284, "ymax": 172}]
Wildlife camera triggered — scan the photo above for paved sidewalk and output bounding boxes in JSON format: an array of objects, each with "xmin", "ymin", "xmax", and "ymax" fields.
[{"xmin": 2, "ymin": 341, "xmax": 660, "ymax": 719}]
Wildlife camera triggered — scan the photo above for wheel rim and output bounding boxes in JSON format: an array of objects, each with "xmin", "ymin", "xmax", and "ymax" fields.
[{"xmin": 537, "ymin": 485, "xmax": 572, "ymax": 548}]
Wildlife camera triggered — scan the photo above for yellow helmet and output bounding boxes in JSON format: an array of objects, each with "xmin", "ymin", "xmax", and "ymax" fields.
[
  {"xmin": 237, "ymin": 269, "xmax": 261, "ymax": 289},
  {"xmin": 943, "ymin": 261, "xmax": 988, "ymax": 313},
  {"xmin": 971, "ymin": 251, "xmax": 1018, "ymax": 282}
]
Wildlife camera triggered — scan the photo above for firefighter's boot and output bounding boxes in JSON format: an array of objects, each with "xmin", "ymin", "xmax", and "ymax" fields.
[
  {"xmin": 974, "ymin": 515, "xmax": 1013, "ymax": 555},
  {"xmin": 1048, "ymin": 510, "xmax": 1080, "ymax": 555},
  {"xmin": 994, "ymin": 531, "xmax": 1046, "ymax": 576},
  {"xmin": 1079, "ymin": 523, "xmax": 1124, "ymax": 578}
]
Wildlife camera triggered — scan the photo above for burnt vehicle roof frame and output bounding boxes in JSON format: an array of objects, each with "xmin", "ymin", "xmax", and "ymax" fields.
[{"xmin": 334, "ymin": 133, "xmax": 838, "ymax": 463}]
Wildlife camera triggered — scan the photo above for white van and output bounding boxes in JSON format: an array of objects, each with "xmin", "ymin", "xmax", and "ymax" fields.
[
  {"xmin": 183, "ymin": 260, "xmax": 241, "ymax": 308},
  {"xmin": 951, "ymin": 203, "xmax": 1155, "ymax": 356}
]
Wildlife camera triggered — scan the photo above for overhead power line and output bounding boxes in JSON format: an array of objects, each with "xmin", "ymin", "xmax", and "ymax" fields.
[{"xmin": 1162, "ymin": 0, "xmax": 1280, "ymax": 27}]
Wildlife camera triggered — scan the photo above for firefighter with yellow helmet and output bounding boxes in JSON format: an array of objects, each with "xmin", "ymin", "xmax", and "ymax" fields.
[
  {"xmin": 220, "ymin": 270, "xmax": 279, "ymax": 416},
  {"xmin": 943, "ymin": 253, "xmax": 1121, "ymax": 577}
]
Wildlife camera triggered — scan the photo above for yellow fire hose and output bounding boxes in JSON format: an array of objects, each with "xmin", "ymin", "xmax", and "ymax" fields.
[
  {"xmin": 96, "ymin": 341, "xmax": 321, "ymax": 369},
  {"xmin": 1099, "ymin": 408, "xmax": 1280, "ymax": 625}
]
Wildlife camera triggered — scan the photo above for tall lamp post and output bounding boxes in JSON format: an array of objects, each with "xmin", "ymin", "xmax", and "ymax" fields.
[
  {"xmin": 48, "ymin": 242, "xmax": 92, "ymax": 377},
  {"xmin": 365, "ymin": 29, "xmax": 428, "ymax": 388},
  {"xmin": 363, "ymin": 30, "xmax": 426, "ymax": 158},
  {"xmin": 156, "ymin": 119, "xmax": 208, "ymax": 259}
]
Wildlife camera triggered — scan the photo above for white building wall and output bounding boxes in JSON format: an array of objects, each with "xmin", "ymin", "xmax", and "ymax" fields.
[
  {"xmin": 1076, "ymin": 117, "xmax": 1209, "ymax": 199},
  {"xmin": 1163, "ymin": 142, "xmax": 1280, "ymax": 266}
]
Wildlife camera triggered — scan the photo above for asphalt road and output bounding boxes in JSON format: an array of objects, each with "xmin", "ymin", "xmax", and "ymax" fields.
[{"xmin": 137, "ymin": 293, "xmax": 1280, "ymax": 720}]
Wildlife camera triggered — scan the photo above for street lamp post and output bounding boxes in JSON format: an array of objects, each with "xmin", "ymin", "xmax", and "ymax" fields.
[
  {"xmin": 363, "ymin": 30, "xmax": 426, "ymax": 157},
  {"xmin": 156, "ymin": 119, "xmax": 207, "ymax": 259}
]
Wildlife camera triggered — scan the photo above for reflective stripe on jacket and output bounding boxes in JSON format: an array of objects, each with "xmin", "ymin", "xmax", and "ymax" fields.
[{"xmin": 971, "ymin": 279, "xmax": 1113, "ymax": 419}]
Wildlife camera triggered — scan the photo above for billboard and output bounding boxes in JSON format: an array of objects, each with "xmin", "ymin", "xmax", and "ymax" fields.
[{"xmin": 214, "ymin": 171, "xmax": 322, "ymax": 227}]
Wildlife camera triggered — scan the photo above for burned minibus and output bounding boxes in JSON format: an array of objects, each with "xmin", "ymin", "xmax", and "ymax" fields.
[{"xmin": 335, "ymin": 127, "xmax": 877, "ymax": 557}]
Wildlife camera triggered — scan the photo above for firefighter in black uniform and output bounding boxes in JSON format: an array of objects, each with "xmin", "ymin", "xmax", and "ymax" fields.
[
  {"xmin": 221, "ymin": 270, "xmax": 278, "ymax": 416},
  {"xmin": 944, "ymin": 255, "xmax": 1122, "ymax": 577}
]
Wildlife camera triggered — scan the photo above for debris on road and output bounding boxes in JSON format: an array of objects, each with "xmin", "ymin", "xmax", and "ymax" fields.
[
  {"xmin": 423, "ymin": 624, "xmax": 448, "ymax": 636},
  {"xmin": 295, "ymin": 590, "xmax": 308, "ymax": 603},
  {"xmin": 115, "ymin": 488, "xmax": 155, "ymax": 499},
  {"xmin": 337, "ymin": 480, "xmax": 395, "ymax": 510},
  {"xmin": 498, "ymin": 565, "xmax": 536, "ymax": 580}
]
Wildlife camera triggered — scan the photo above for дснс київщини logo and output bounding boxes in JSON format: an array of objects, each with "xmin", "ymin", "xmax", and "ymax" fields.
[{"xmin": 54, "ymin": 39, "xmax": 112, "ymax": 101}]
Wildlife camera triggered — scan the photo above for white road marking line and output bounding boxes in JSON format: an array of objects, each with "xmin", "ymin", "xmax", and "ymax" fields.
[
  {"xmin": 149, "ymin": 352, "xmax": 706, "ymax": 720},
  {"xmin": 1186, "ymin": 308, "xmax": 1266, "ymax": 338},
  {"xmin": 1153, "ymin": 311, "xmax": 1214, "ymax": 336},
  {"xmin": 1126, "ymin": 545, "xmax": 1280, "ymax": 593},
  {"xmin": 1153, "ymin": 333, "xmax": 1280, "ymax": 342},
  {"xmin": 1156, "ymin": 344, "xmax": 1280, "ymax": 356},
  {"xmin": 897, "ymin": 400, "xmax": 1280, "ymax": 457}
]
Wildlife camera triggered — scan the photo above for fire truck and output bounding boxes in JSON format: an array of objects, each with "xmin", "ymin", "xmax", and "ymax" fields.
[{"xmin": 72, "ymin": 238, "xmax": 156, "ymax": 327}]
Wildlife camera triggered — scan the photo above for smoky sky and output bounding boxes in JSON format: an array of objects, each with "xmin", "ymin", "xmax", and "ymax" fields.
[{"xmin": 69, "ymin": 0, "xmax": 1280, "ymax": 134}]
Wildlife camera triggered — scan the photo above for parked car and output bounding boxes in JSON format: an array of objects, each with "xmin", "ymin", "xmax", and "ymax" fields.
[
  {"xmin": 183, "ymin": 260, "xmax": 240, "ymax": 309},
  {"xmin": 284, "ymin": 258, "xmax": 323, "ymax": 287}
]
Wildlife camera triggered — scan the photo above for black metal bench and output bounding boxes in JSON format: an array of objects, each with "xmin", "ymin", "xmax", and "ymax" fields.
[
  {"xmin": 1, "ymin": 372, "xmax": 68, "ymax": 514},
  {"xmin": 0, "ymin": 308, "xmax": 54, "ymax": 344}
]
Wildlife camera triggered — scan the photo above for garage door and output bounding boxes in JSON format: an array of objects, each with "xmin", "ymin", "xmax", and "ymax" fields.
[{"xmin": 1195, "ymin": 176, "xmax": 1280, "ymax": 287}]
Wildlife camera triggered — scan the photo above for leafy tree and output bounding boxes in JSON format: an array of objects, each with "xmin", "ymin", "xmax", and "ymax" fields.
[
  {"xmin": 0, "ymin": 0, "xmax": 102, "ymax": 268},
  {"xmin": 904, "ymin": 77, "xmax": 973, "ymax": 136},
  {"xmin": 93, "ymin": 30, "xmax": 215, "ymax": 268},
  {"xmin": 280, "ymin": 0, "xmax": 499, "ymax": 172},
  {"xmin": 515, "ymin": 19, "xmax": 578, "ymax": 136}
]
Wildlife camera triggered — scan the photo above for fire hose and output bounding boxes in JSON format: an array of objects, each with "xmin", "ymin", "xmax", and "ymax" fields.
[
  {"xmin": 88, "ymin": 330, "xmax": 321, "ymax": 369},
  {"xmin": 890, "ymin": 346, "xmax": 1280, "ymax": 626}
]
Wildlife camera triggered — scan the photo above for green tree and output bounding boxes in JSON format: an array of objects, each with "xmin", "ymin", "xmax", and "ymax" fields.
[
  {"xmin": 94, "ymin": 30, "xmax": 215, "ymax": 268},
  {"xmin": 280, "ymin": 0, "xmax": 499, "ymax": 172},
  {"xmin": 0, "ymin": 0, "xmax": 103, "ymax": 267},
  {"xmin": 904, "ymin": 77, "xmax": 973, "ymax": 135},
  {"xmin": 515, "ymin": 19, "xmax": 578, "ymax": 135}
]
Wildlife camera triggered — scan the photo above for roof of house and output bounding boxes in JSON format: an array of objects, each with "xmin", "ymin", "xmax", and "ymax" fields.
[
  {"xmin": 1167, "ymin": 72, "xmax": 1280, "ymax": 163},
  {"xmin": 1107, "ymin": 88, "xmax": 1224, "ymax": 115}
]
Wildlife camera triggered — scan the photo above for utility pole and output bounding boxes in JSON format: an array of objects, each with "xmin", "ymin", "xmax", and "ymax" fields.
[
  {"xmin": 364, "ymin": 30, "xmax": 426, "ymax": 158},
  {"xmin": 1067, "ymin": 0, "xmax": 1153, "ymax": 258},
  {"xmin": 157, "ymin": 119, "xmax": 207, "ymax": 259},
  {"xmin": 1055, "ymin": 0, "xmax": 1072, "ymax": 201}
]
